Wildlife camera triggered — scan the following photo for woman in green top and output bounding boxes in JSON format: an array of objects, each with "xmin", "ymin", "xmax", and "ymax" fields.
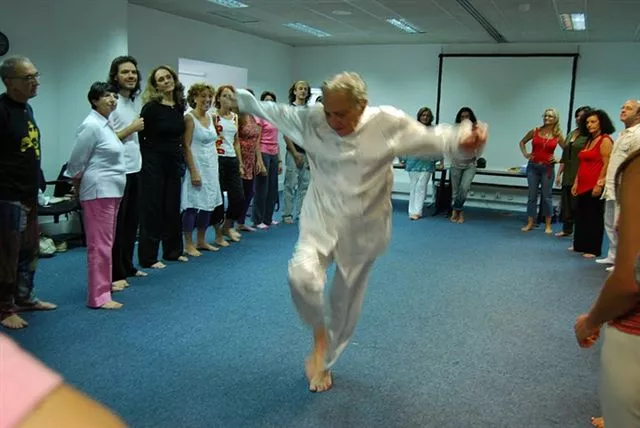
[{"xmin": 555, "ymin": 106, "xmax": 592, "ymax": 237}]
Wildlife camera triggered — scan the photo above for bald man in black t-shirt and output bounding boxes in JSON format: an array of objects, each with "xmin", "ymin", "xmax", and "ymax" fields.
[{"xmin": 0, "ymin": 56, "xmax": 56, "ymax": 329}]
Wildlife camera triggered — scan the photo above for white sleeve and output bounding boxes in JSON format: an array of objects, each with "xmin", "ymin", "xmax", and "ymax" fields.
[
  {"xmin": 383, "ymin": 106, "xmax": 474, "ymax": 160},
  {"xmin": 236, "ymin": 89, "xmax": 308, "ymax": 148},
  {"xmin": 65, "ymin": 122, "xmax": 98, "ymax": 178}
]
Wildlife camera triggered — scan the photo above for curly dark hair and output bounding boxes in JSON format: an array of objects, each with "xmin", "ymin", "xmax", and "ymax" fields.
[
  {"xmin": 455, "ymin": 107, "xmax": 477, "ymax": 124},
  {"xmin": 260, "ymin": 91, "xmax": 276, "ymax": 101},
  {"xmin": 578, "ymin": 109, "xmax": 616, "ymax": 137}
]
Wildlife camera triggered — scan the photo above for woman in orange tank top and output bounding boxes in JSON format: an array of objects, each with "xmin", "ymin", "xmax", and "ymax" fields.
[{"xmin": 575, "ymin": 148, "xmax": 640, "ymax": 428}]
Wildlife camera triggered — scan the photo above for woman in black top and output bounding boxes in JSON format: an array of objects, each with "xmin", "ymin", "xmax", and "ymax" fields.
[{"xmin": 137, "ymin": 65, "xmax": 187, "ymax": 268}]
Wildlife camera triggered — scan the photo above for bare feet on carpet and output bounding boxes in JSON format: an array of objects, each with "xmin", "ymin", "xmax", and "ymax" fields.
[
  {"xmin": 591, "ymin": 416, "xmax": 604, "ymax": 428},
  {"xmin": 151, "ymin": 261, "xmax": 166, "ymax": 269},
  {"xmin": 197, "ymin": 242, "xmax": 219, "ymax": 252},
  {"xmin": 305, "ymin": 355, "xmax": 333, "ymax": 393},
  {"xmin": 100, "ymin": 301, "xmax": 123, "ymax": 310},
  {"xmin": 215, "ymin": 237, "xmax": 230, "ymax": 247},
  {"xmin": 18, "ymin": 300, "xmax": 57, "ymax": 311},
  {"xmin": 135, "ymin": 270, "xmax": 148, "ymax": 277},
  {"xmin": 305, "ymin": 328, "xmax": 333, "ymax": 393},
  {"xmin": 184, "ymin": 245, "xmax": 201, "ymax": 257},
  {"xmin": 1, "ymin": 313, "xmax": 28, "ymax": 329}
]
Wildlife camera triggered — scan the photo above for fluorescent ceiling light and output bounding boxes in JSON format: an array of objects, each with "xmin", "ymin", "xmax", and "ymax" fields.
[
  {"xmin": 207, "ymin": 0, "xmax": 248, "ymax": 8},
  {"xmin": 283, "ymin": 23, "xmax": 331, "ymax": 38},
  {"xmin": 559, "ymin": 13, "xmax": 586, "ymax": 31},
  {"xmin": 386, "ymin": 18, "xmax": 422, "ymax": 34}
]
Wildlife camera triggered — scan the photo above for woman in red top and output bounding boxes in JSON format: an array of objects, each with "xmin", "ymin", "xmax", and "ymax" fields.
[
  {"xmin": 518, "ymin": 108, "xmax": 566, "ymax": 234},
  {"xmin": 571, "ymin": 110, "xmax": 614, "ymax": 258},
  {"xmin": 574, "ymin": 148, "xmax": 640, "ymax": 428}
]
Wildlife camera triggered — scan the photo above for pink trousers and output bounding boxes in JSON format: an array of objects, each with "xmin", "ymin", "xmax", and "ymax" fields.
[{"xmin": 81, "ymin": 198, "xmax": 121, "ymax": 308}]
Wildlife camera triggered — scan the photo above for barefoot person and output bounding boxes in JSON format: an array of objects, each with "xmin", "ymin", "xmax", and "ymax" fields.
[
  {"xmin": 0, "ymin": 56, "xmax": 57, "ymax": 329},
  {"xmin": 66, "ymin": 82, "xmax": 127, "ymax": 310},
  {"xmin": 232, "ymin": 72, "xmax": 487, "ymax": 392}
]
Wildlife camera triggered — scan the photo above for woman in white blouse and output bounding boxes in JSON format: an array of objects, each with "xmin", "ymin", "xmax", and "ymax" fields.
[{"xmin": 66, "ymin": 82, "xmax": 126, "ymax": 310}]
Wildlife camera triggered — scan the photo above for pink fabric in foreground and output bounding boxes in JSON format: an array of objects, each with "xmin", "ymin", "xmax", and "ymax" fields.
[{"xmin": 0, "ymin": 333, "xmax": 63, "ymax": 428}]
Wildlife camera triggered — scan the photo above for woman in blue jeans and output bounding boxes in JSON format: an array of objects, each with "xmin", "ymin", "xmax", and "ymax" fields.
[
  {"xmin": 450, "ymin": 107, "xmax": 478, "ymax": 223},
  {"xmin": 518, "ymin": 108, "xmax": 566, "ymax": 234}
]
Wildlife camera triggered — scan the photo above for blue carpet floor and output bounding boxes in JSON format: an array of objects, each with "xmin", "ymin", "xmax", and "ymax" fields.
[{"xmin": 6, "ymin": 202, "xmax": 608, "ymax": 427}]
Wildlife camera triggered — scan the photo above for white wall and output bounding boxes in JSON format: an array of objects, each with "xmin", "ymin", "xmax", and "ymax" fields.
[
  {"xmin": 0, "ymin": 0, "xmax": 129, "ymax": 182},
  {"xmin": 127, "ymin": 5, "xmax": 292, "ymax": 104},
  {"xmin": 293, "ymin": 42, "xmax": 640, "ymax": 198}
]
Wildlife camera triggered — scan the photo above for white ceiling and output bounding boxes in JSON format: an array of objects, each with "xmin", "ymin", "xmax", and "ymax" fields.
[{"xmin": 129, "ymin": 0, "xmax": 640, "ymax": 46}]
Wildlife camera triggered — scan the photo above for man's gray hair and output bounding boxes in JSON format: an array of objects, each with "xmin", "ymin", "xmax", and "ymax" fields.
[
  {"xmin": 0, "ymin": 55, "xmax": 32, "ymax": 80},
  {"xmin": 321, "ymin": 72, "xmax": 368, "ymax": 103}
]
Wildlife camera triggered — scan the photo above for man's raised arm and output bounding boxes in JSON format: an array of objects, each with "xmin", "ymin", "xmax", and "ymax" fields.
[
  {"xmin": 234, "ymin": 89, "xmax": 309, "ymax": 147},
  {"xmin": 382, "ymin": 106, "xmax": 486, "ymax": 161}
]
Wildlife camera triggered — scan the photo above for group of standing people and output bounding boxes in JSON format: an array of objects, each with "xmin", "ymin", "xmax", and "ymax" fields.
[
  {"xmin": 520, "ymin": 101, "xmax": 640, "ymax": 271},
  {"xmin": 518, "ymin": 100, "xmax": 640, "ymax": 428}
]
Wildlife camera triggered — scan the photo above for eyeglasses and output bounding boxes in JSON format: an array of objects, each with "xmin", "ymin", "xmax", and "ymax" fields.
[{"xmin": 10, "ymin": 72, "xmax": 40, "ymax": 82}]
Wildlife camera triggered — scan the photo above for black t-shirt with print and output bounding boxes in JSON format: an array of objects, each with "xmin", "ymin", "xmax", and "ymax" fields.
[{"xmin": 0, "ymin": 93, "xmax": 41, "ymax": 201}]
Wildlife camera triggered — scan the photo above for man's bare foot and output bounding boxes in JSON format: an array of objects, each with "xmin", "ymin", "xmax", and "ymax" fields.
[
  {"xmin": 18, "ymin": 300, "xmax": 57, "ymax": 311},
  {"xmin": 450, "ymin": 211, "xmax": 459, "ymax": 222},
  {"xmin": 409, "ymin": 214, "xmax": 420, "ymax": 220},
  {"xmin": 583, "ymin": 253, "xmax": 596, "ymax": 259},
  {"xmin": 111, "ymin": 283, "xmax": 125, "ymax": 293},
  {"xmin": 197, "ymin": 242, "xmax": 219, "ymax": 252},
  {"xmin": 100, "ymin": 301, "xmax": 123, "ymax": 310},
  {"xmin": 177, "ymin": 255, "xmax": 188, "ymax": 262},
  {"xmin": 1, "ymin": 313, "xmax": 28, "ymax": 329},
  {"xmin": 151, "ymin": 262, "xmax": 166, "ymax": 269},
  {"xmin": 457, "ymin": 212, "xmax": 465, "ymax": 223},
  {"xmin": 591, "ymin": 416, "xmax": 604, "ymax": 428},
  {"xmin": 521, "ymin": 224, "xmax": 534, "ymax": 232},
  {"xmin": 304, "ymin": 355, "xmax": 333, "ymax": 393},
  {"xmin": 184, "ymin": 245, "xmax": 201, "ymax": 257},
  {"xmin": 545, "ymin": 226, "xmax": 553, "ymax": 235},
  {"xmin": 134, "ymin": 270, "xmax": 148, "ymax": 277}
]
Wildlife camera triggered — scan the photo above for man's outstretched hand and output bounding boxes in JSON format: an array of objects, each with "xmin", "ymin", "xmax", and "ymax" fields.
[{"xmin": 460, "ymin": 121, "xmax": 488, "ymax": 154}]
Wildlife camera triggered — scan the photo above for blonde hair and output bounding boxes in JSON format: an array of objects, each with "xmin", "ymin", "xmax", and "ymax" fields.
[
  {"xmin": 187, "ymin": 82, "xmax": 215, "ymax": 109},
  {"xmin": 543, "ymin": 108, "xmax": 563, "ymax": 137},
  {"xmin": 321, "ymin": 72, "xmax": 368, "ymax": 104}
]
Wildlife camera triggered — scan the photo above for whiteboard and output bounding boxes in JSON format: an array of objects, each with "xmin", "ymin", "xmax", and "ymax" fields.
[{"xmin": 437, "ymin": 55, "xmax": 576, "ymax": 182}]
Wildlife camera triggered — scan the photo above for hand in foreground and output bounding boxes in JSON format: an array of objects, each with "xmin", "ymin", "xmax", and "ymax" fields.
[
  {"xmin": 459, "ymin": 121, "xmax": 488, "ymax": 154},
  {"xmin": 574, "ymin": 313, "xmax": 601, "ymax": 348}
]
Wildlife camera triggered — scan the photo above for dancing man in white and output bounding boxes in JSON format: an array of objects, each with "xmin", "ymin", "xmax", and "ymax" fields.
[{"xmin": 232, "ymin": 72, "xmax": 487, "ymax": 392}]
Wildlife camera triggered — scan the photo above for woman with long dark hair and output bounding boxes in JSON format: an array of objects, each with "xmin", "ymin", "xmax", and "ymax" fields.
[
  {"xmin": 571, "ymin": 109, "xmax": 614, "ymax": 258},
  {"xmin": 450, "ymin": 107, "xmax": 478, "ymax": 223},
  {"xmin": 555, "ymin": 106, "xmax": 592, "ymax": 237}
]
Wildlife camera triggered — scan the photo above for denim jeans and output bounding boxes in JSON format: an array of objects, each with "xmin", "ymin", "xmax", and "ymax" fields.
[
  {"xmin": 526, "ymin": 161, "xmax": 554, "ymax": 218},
  {"xmin": 451, "ymin": 165, "xmax": 476, "ymax": 211},
  {"xmin": 283, "ymin": 151, "xmax": 310, "ymax": 220}
]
